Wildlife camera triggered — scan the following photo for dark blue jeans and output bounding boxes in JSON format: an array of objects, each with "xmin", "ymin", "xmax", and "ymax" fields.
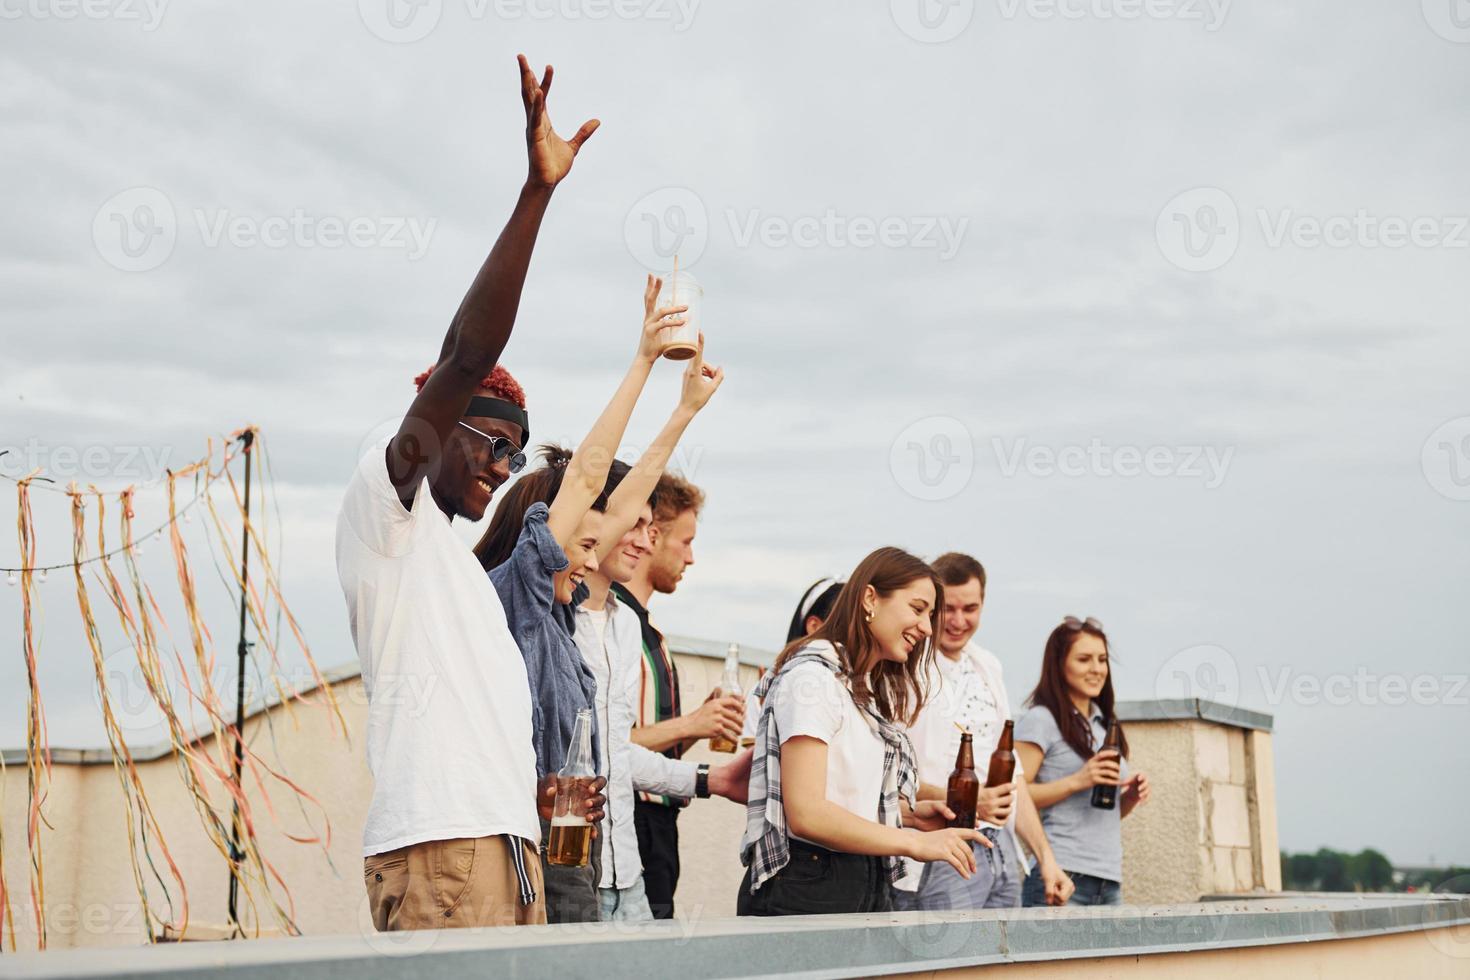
[{"xmin": 1022, "ymin": 867, "xmax": 1121, "ymax": 907}]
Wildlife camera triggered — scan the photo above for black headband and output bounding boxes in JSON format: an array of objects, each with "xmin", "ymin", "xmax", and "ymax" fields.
[{"xmin": 465, "ymin": 396, "xmax": 530, "ymax": 445}]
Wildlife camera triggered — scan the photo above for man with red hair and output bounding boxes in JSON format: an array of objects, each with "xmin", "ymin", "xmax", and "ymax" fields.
[{"xmin": 337, "ymin": 54, "xmax": 602, "ymax": 931}]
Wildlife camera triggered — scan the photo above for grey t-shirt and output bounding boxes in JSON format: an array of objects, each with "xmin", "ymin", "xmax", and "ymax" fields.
[{"xmin": 1015, "ymin": 703, "xmax": 1128, "ymax": 882}]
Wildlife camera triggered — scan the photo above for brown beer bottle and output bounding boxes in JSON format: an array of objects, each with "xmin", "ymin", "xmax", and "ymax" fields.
[
  {"xmin": 980, "ymin": 720, "xmax": 1016, "ymax": 830},
  {"xmin": 548, "ymin": 708, "xmax": 596, "ymax": 867},
  {"xmin": 1090, "ymin": 719, "xmax": 1122, "ymax": 810},
  {"xmin": 945, "ymin": 732, "xmax": 980, "ymax": 829}
]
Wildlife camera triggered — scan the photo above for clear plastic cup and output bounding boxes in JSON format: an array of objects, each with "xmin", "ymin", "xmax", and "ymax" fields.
[{"xmin": 656, "ymin": 270, "xmax": 701, "ymax": 361}]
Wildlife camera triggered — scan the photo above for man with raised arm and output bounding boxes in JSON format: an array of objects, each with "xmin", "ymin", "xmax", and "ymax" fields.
[{"xmin": 337, "ymin": 55, "xmax": 600, "ymax": 931}]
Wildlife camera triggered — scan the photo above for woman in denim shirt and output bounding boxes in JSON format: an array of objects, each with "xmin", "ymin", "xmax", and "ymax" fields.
[{"xmin": 1015, "ymin": 617, "xmax": 1151, "ymax": 906}]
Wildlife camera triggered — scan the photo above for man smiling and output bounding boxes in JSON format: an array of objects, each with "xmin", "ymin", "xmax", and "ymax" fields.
[{"xmin": 337, "ymin": 54, "xmax": 600, "ymax": 930}]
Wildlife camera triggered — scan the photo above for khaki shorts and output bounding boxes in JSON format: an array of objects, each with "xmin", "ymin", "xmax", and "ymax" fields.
[{"xmin": 365, "ymin": 835, "xmax": 546, "ymax": 930}]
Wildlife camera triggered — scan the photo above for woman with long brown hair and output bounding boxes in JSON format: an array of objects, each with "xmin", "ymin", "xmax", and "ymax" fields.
[
  {"xmin": 1015, "ymin": 617, "xmax": 1151, "ymax": 907},
  {"xmin": 737, "ymin": 548, "xmax": 989, "ymax": 916}
]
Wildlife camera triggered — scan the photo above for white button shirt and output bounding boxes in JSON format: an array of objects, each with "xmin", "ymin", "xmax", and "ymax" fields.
[
  {"xmin": 896, "ymin": 640, "xmax": 1027, "ymax": 889},
  {"xmin": 573, "ymin": 589, "xmax": 697, "ymax": 891}
]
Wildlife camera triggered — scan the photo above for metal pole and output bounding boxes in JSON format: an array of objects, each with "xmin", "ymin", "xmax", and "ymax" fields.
[{"xmin": 227, "ymin": 429, "xmax": 254, "ymax": 935}]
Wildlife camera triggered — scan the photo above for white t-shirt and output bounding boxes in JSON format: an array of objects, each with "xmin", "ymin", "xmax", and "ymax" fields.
[
  {"xmin": 336, "ymin": 438, "xmax": 540, "ymax": 856},
  {"xmin": 769, "ymin": 642, "xmax": 886, "ymax": 835}
]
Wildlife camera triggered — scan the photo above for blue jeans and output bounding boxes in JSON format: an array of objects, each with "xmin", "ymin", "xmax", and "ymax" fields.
[
  {"xmin": 1022, "ymin": 867, "xmax": 1121, "ymax": 907},
  {"xmin": 893, "ymin": 832, "xmax": 1021, "ymax": 911},
  {"xmin": 598, "ymin": 874, "xmax": 654, "ymax": 922}
]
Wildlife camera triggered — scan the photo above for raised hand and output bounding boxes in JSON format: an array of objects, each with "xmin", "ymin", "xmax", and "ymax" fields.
[
  {"xmin": 519, "ymin": 54, "xmax": 599, "ymax": 189},
  {"xmin": 678, "ymin": 333, "xmax": 724, "ymax": 414},
  {"xmin": 639, "ymin": 274, "xmax": 688, "ymax": 363}
]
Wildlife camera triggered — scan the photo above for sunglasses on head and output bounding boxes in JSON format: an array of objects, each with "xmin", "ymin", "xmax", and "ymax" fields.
[
  {"xmin": 457, "ymin": 421, "xmax": 527, "ymax": 474},
  {"xmin": 1062, "ymin": 616, "xmax": 1104, "ymax": 632}
]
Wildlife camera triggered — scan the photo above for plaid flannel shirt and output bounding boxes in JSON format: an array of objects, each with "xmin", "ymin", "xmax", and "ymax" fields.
[{"xmin": 739, "ymin": 643, "xmax": 919, "ymax": 894}]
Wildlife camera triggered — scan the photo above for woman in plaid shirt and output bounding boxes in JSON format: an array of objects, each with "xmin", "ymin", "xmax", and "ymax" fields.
[{"xmin": 737, "ymin": 548, "xmax": 991, "ymax": 916}]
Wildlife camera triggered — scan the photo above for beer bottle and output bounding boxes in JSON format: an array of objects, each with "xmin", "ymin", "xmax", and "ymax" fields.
[
  {"xmin": 1090, "ymin": 719, "xmax": 1122, "ymax": 810},
  {"xmin": 945, "ymin": 731, "xmax": 980, "ymax": 829},
  {"xmin": 980, "ymin": 720, "xmax": 1016, "ymax": 830},
  {"xmin": 709, "ymin": 643, "xmax": 743, "ymax": 753},
  {"xmin": 548, "ymin": 708, "xmax": 596, "ymax": 867}
]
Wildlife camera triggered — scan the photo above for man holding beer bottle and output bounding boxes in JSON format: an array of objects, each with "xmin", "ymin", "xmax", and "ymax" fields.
[
  {"xmin": 339, "ymin": 55, "xmax": 602, "ymax": 930},
  {"xmin": 894, "ymin": 553, "xmax": 1074, "ymax": 910}
]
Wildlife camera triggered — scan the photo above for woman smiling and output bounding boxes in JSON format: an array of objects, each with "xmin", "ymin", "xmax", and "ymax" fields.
[
  {"xmin": 737, "ymin": 548, "xmax": 989, "ymax": 916},
  {"xmin": 1015, "ymin": 617, "xmax": 1152, "ymax": 907}
]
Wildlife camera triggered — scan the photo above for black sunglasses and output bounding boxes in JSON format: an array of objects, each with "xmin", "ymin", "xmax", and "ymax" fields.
[{"xmin": 458, "ymin": 421, "xmax": 527, "ymax": 474}]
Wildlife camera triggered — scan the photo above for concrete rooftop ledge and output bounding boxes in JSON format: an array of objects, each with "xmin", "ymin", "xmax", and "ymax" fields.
[
  {"xmin": 1116, "ymin": 697, "xmax": 1274, "ymax": 732},
  {"xmin": 3, "ymin": 894, "xmax": 1466, "ymax": 980}
]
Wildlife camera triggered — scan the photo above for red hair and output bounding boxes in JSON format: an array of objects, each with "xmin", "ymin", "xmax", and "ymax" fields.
[{"xmin": 412, "ymin": 363, "xmax": 526, "ymax": 408}]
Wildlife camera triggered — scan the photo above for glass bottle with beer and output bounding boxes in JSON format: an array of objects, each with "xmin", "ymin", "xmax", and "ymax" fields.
[
  {"xmin": 945, "ymin": 731, "xmax": 980, "ymax": 829},
  {"xmin": 981, "ymin": 719, "xmax": 1016, "ymax": 829},
  {"xmin": 548, "ymin": 708, "xmax": 596, "ymax": 867},
  {"xmin": 709, "ymin": 643, "xmax": 742, "ymax": 753},
  {"xmin": 1090, "ymin": 719, "xmax": 1122, "ymax": 810}
]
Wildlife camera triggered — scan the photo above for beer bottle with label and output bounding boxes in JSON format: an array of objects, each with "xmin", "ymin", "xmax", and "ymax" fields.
[
  {"xmin": 980, "ymin": 720, "xmax": 1017, "ymax": 830},
  {"xmin": 1090, "ymin": 719, "xmax": 1122, "ymax": 810},
  {"xmin": 945, "ymin": 731, "xmax": 980, "ymax": 829},
  {"xmin": 709, "ymin": 643, "xmax": 743, "ymax": 753},
  {"xmin": 548, "ymin": 708, "xmax": 596, "ymax": 867}
]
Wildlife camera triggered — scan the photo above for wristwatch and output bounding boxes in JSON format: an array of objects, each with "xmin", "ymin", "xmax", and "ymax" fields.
[{"xmin": 695, "ymin": 763, "xmax": 711, "ymax": 799}]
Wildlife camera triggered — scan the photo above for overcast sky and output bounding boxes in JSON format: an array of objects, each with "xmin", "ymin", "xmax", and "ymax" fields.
[{"xmin": 2, "ymin": 0, "xmax": 1468, "ymax": 868}]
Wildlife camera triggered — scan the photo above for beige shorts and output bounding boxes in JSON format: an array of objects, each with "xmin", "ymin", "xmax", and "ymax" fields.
[{"xmin": 364, "ymin": 835, "xmax": 546, "ymax": 930}]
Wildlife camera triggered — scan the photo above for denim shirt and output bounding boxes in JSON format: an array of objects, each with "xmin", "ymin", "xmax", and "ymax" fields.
[{"xmin": 488, "ymin": 502, "xmax": 601, "ymax": 778}]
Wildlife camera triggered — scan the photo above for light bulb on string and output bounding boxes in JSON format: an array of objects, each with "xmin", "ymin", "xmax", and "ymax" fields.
[
  {"xmin": 6, "ymin": 571, "xmax": 16, "ymax": 586},
  {"xmin": 36, "ymin": 568, "xmax": 48, "ymax": 584}
]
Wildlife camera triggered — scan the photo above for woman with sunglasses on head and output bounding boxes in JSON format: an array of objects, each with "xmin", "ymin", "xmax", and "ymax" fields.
[
  {"xmin": 737, "ymin": 549, "xmax": 988, "ymax": 916},
  {"xmin": 738, "ymin": 578, "xmax": 847, "ymax": 747},
  {"xmin": 474, "ymin": 275, "xmax": 724, "ymax": 922},
  {"xmin": 1014, "ymin": 617, "xmax": 1151, "ymax": 907}
]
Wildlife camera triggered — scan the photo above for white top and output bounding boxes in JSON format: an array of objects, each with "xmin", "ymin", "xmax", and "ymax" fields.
[
  {"xmin": 336, "ymin": 438, "xmax": 540, "ymax": 856},
  {"xmin": 573, "ymin": 591, "xmax": 695, "ymax": 890},
  {"xmin": 769, "ymin": 641, "xmax": 886, "ymax": 836},
  {"xmin": 896, "ymin": 640, "xmax": 1025, "ymax": 890}
]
